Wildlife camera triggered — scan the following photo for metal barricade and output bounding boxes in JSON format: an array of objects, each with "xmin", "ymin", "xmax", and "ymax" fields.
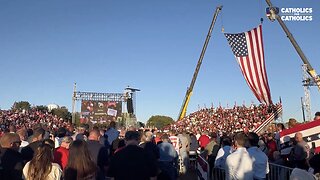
[
  {"xmin": 198, "ymin": 153, "xmax": 294, "ymax": 180},
  {"xmin": 196, "ymin": 152, "xmax": 210, "ymax": 180},
  {"xmin": 267, "ymin": 163, "xmax": 293, "ymax": 180},
  {"xmin": 189, "ymin": 150, "xmax": 198, "ymax": 170},
  {"xmin": 210, "ymin": 162, "xmax": 293, "ymax": 180},
  {"xmin": 211, "ymin": 167, "xmax": 226, "ymax": 180}
]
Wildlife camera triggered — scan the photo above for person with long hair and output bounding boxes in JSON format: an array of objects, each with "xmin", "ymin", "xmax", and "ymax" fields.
[
  {"xmin": 22, "ymin": 141, "xmax": 62, "ymax": 180},
  {"xmin": 64, "ymin": 140, "xmax": 98, "ymax": 180}
]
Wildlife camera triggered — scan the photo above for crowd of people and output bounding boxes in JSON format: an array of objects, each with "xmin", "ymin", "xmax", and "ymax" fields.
[
  {"xmin": 0, "ymin": 108, "xmax": 69, "ymax": 136},
  {"xmin": 0, "ymin": 107, "xmax": 320, "ymax": 180},
  {"xmin": 167, "ymin": 103, "xmax": 279, "ymax": 135}
]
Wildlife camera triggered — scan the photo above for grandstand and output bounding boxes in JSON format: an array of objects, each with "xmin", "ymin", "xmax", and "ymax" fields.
[{"xmin": 168, "ymin": 102, "xmax": 283, "ymax": 135}]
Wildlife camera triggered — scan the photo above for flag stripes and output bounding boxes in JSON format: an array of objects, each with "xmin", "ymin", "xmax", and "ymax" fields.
[
  {"xmin": 254, "ymin": 103, "xmax": 283, "ymax": 133},
  {"xmin": 225, "ymin": 25, "xmax": 272, "ymax": 105},
  {"xmin": 280, "ymin": 119, "xmax": 320, "ymax": 153}
]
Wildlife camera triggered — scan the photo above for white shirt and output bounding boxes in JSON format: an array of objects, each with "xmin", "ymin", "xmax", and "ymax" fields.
[
  {"xmin": 19, "ymin": 140, "xmax": 29, "ymax": 152},
  {"xmin": 54, "ymin": 137, "xmax": 60, "ymax": 148},
  {"xmin": 169, "ymin": 135, "xmax": 181, "ymax": 154},
  {"xmin": 225, "ymin": 147, "xmax": 253, "ymax": 180},
  {"xmin": 215, "ymin": 145, "xmax": 232, "ymax": 169},
  {"xmin": 177, "ymin": 134, "xmax": 188, "ymax": 153},
  {"xmin": 247, "ymin": 146, "xmax": 270, "ymax": 179},
  {"xmin": 196, "ymin": 133, "xmax": 201, "ymax": 140}
]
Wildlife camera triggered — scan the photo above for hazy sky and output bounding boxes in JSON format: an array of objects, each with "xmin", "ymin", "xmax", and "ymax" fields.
[{"xmin": 0, "ymin": 0, "xmax": 319, "ymax": 123}]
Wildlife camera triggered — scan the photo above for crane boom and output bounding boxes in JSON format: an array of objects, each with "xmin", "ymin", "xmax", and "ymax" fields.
[
  {"xmin": 265, "ymin": 0, "xmax": 320, "ymax": 91},
  {"xmin": 177, "ymin": 6, "xmax": 222, "ymax": 120}
]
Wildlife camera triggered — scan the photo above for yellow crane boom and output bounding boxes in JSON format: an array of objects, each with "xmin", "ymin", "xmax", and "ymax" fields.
[{"xmin": 178, "ymin": 6, "xmax": 222, "ymax": 120}]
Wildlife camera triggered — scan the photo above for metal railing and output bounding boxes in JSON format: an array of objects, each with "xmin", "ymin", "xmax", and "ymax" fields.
[
  {"xmin": 267, "ymin": 163, "xmax": 293, "ymax": 180},
  {"xmin": 196, "ymin": 152, "xmax": 210, "ymax": 180},
  {"xmin": 210, "ymin": 162, "xmax": 293, "ymax": 180},
  {"xmin": 211, "ymin": 167, "xmax": 226, "ymax": 180}
]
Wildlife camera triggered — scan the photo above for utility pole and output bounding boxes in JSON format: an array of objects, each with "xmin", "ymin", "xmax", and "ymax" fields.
[
  {"xmin": 301, "ymin": 97, "xmax": 306, "ymax": 122},
  {"xmin": 71, "ymin": 83, "xmax": 77, "ymax": 124}
]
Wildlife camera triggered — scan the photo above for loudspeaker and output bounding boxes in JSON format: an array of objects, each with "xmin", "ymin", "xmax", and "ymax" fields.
[{"xmin": 127, "ymin": 98, "xmax": 134, "ymax": 114}]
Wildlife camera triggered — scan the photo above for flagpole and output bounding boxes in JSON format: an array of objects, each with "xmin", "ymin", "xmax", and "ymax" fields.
[
  {"xmin": 301, "ymin": 97, "xmax": 306, "ymax": 122},
  {"xmin": 71, "ymin": 83, "xmax": 77, "ymax": 124}
]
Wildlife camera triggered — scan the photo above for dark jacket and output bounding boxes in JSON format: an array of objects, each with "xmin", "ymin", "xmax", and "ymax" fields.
[{"xmin": 0, "ymin": 148, "xmax": 24, "ymax": 180}]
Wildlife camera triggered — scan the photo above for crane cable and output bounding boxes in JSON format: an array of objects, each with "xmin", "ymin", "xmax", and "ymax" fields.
[{"xmin": 220, "ymin": 7, "xmax": 224, "ymax": 33}]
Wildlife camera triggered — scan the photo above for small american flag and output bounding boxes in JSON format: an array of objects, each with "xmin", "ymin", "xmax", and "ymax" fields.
[{"xmin": 224, "ymin": 25, "xmax": 272, "ymax": 105}]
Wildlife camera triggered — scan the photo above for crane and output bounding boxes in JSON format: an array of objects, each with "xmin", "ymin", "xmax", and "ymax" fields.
[
  {"xmin": 177, "ymin": 6, "xmax": 222, "ymax": 120},
  {"xmin": 265, "ymin": 0, "xmax": 320, "ymax": 91}
]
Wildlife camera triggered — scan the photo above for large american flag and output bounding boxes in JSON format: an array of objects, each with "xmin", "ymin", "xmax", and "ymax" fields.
[{"xmin": 224, "ymin": 25, "xmax": 272, "ymax": 105}]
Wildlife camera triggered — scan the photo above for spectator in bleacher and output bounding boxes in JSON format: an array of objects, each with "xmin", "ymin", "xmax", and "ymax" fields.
[
  {"xmin": 288, "ymin": 118, "xmax": 298, "ymax": 128},
  {"xmin": 158, "ymin": 133, "xmax": 178, "ymax": 180},
  {"xmin": 0, "ymin": 133, "xmax": 24, "ymax": 180},
  {"xmin": 225, "ymin": 132, "xmax": 253, "ymax": 180},
  {"xmin": 21, "ymin": 127, "xmax": 45, "ymax": 162},
  {"xmin": 314, "ymin": 112, "xmax": 320, "ymax": 121},
  {"xmin": 247, "ymin": 132, "xmax": 269, "ymax": 179},
  {"xmin": 64, "ymin": 140, "xmax": 98, "ymax": 180},
  {"xmin": 23, "ymin": 142, "xmax": 62, "ymax": 180},
  {"xmin": 215, "ymin": 136, "xmax": 232, "ymax": 169},
  {"xmin": 87, "ymin": 128, "xmax": 109, "ymax": 178},
  {"xmin": 54, "ymin": 136, "xmax": 72, "ymax": 170},
  {"xmin": 293, "ymin": 132, "xmax": 310, "ymax": 170},
  {"xmin": 107, "ymin": 131, "xmax": 157, "ymax": 180},
  {"xmin": 166, "ymin": 103, "xmax": 278, "ymax": 135}
]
